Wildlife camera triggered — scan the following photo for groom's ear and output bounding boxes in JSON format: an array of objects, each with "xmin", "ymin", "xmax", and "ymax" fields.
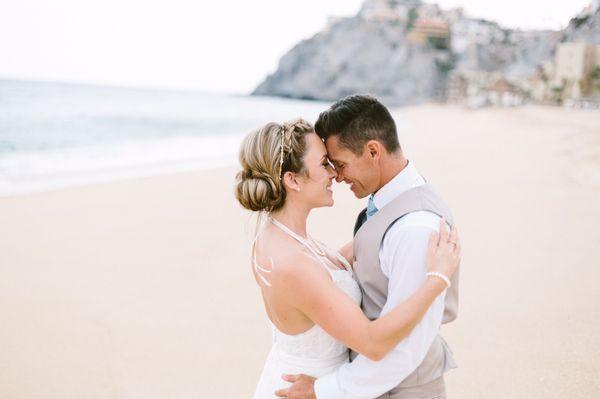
[{"xmin": 365, "ymin": 140, "xmax": 382, "ymax": 160}]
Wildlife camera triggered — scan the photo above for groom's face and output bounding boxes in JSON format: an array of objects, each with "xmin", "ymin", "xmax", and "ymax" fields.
[{"xmin": 325, "ymin": 135, "xmax": 379, "ymax": 199}]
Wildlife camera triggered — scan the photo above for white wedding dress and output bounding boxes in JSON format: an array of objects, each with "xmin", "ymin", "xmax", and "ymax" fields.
[{"xmin": 251, "ymin": 217, "xmax": 362, "ymax": 399}]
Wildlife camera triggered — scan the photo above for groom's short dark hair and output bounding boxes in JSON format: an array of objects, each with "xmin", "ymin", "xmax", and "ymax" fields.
[{"xmin": 314, "ymin": 94, "xmax": 400, "ymax": 155}]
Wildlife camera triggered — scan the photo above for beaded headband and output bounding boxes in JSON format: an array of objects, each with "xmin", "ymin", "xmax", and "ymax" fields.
[{"xmin": 278, "ymin": 125, "xmax": 286, "ymax": 178}]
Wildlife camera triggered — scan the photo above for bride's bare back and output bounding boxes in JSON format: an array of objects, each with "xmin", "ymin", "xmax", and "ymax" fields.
[{"xmin": 252, "ymin": 220, "xmax": 349, "ymax": 335}]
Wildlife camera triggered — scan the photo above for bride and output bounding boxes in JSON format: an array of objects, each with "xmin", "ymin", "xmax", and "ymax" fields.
[{"xmin": 235, "ymin": 119, "xmax": 460, "ymax": 399}]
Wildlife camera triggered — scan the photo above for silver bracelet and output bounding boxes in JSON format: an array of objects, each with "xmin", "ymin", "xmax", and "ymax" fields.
[{"xmin": 426, "ymin": 272, "xmax": 451, "ymax": 289}]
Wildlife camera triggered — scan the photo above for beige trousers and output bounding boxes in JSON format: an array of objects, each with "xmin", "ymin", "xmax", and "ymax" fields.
[{"xmin": 375, "ymin": 376, "xmax": 446, "ymax": 399}]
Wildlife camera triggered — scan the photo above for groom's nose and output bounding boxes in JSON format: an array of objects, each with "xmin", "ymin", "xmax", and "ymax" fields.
[{"xmin": 329, "ymin": 167, "xmax": 338, "ymax": 180}]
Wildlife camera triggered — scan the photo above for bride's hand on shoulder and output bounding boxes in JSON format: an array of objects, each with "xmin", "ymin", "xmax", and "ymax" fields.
[
  {"xmin": 426, "ymin": 218, "xmax": 461, "ymax": 281},
  {"xmin": 339, "ymin": 240, "xmax": 354, "ymax": 266}
]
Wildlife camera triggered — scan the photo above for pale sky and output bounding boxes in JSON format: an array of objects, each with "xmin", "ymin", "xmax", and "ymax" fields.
[{"xmin": 0, "ymin": 0, "xmax": 593, "ymax": 94}]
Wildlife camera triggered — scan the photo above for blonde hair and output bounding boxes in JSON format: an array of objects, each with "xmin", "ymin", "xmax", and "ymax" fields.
[{"xmin": 235, "ymin": 118, "xmax": 314, "ymax": 212}]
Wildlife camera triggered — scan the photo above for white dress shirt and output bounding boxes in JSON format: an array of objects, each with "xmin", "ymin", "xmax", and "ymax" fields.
[{"xmin": 314, "ymin": 161, "xmax": 447, "ymax": 399}]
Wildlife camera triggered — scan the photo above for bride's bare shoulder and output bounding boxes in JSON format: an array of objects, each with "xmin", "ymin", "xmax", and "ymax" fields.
[
  {"xmin": 253, "ymin": 226, "xmax": 328, "ymax": 288},
  {"xmin": 266, "ymin": 250, "xmax": 327, "ymax": 291},
  {"xmin": 271, "ymin": 248, "xmax": 321, "ymax": 277}
]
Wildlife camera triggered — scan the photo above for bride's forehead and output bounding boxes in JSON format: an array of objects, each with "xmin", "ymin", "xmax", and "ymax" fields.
[
  {"xmin": 305, "ymin": 147, "xmax": 327, "ymax": 161},
  {"xmin": 305, "ymin": 133, "xmax": 326, "ymax": 152},
  {"xmin": 303, "ymin": 150, "xmax": 328, "ymax": 166}
]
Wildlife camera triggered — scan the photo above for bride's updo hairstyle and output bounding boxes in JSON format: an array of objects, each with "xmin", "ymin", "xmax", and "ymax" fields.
[{"xmin": 235, "ymin": 119, "xmax": 314, "ymax": 212}]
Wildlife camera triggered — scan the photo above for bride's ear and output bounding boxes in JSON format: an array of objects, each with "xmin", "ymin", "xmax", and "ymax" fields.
[{"xmin": 282, "ymin": 171, "xmax": 301, "ymax": 192}]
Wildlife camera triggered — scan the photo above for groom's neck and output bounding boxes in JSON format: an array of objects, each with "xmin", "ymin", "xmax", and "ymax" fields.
[{"xmin": 374, "ymin": 153, "xmax": 408, "ymax": 194}]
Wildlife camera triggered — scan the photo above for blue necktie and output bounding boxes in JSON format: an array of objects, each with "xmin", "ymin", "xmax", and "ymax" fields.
[{"xmin": 366, "ymin": 195, "xmax": 378, "ymax": 219}]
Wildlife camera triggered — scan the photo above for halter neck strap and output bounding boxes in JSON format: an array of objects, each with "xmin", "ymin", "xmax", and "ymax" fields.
[
  {"xmin": 269, "ymin": 217, "xmax": 309, "ymax": 243},
  {"xmin": 269, "ymin": 216, "xmax": 335, "ymax": 277}
]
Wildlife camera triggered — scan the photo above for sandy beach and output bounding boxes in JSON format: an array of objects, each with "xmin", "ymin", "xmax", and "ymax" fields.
[{"xmin": 1, "ymin": 104, "xmax": 599, "ymax": 398}]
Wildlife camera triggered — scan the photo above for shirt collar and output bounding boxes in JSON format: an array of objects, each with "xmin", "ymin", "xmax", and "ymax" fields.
[{"xmin": 371, "ymin": 160, "xmax": 425, "ymax": 210}]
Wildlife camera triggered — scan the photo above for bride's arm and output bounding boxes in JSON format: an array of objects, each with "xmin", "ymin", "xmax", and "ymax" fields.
[
  {"xmin": 338, "ymin": 241, "xmax": 354, "ymax": 266},
  {"xmin": 271, "ymin": 221, "xmax": 459, "ymax": 362}
]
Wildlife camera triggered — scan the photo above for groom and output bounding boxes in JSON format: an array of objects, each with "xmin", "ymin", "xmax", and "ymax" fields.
[{"xmin": 275, "ymin": 95, "xmax": 459, "ymax": 399}]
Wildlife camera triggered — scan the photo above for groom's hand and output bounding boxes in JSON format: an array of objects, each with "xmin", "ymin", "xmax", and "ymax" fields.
[{"xmin": 275, "ymin": 374, "xmax": 316, "ymax": 399}]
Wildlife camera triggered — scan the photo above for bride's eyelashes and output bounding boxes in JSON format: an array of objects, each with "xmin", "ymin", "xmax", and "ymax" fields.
[{"xmin": 321, "ymin": 157, "xmax": 333, "ymax": 168}]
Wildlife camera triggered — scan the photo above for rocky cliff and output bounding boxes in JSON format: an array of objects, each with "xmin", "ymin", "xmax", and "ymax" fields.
[
  {"xmin": 253, "ymin": 16, "xmax": 451, "ymax": 106},
  {"xmin": 252, "ymin": 1, "xmax": 600, "ymax": 105},
  {"xmin": 564, "ymin": 8, "xmax": 600, "ymax": 44},
  {"xmin": 453, "ymin": 29, "xmax": 562, "ymax": 79}
]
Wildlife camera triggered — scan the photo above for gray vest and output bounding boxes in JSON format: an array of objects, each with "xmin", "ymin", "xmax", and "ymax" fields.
[{"xmin": 350, "ymin": 183, "xmax": 459, "ymax": 390}]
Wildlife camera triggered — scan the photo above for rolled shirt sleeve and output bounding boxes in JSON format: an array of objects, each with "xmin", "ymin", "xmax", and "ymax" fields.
[{"xmin": 315, "ymin": 212, "xmax": 446, "ymax": 399}]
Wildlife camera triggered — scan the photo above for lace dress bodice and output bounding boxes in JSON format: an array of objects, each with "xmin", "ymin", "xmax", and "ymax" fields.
[{"xmin": 271, "ymin": 267, "xmax": 362, "ymax": 362}]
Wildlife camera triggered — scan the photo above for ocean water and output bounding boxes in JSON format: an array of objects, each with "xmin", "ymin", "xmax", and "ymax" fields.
[{"xmin": 0, "ymin": 80, "xmax": 333, "ymax": 196}]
